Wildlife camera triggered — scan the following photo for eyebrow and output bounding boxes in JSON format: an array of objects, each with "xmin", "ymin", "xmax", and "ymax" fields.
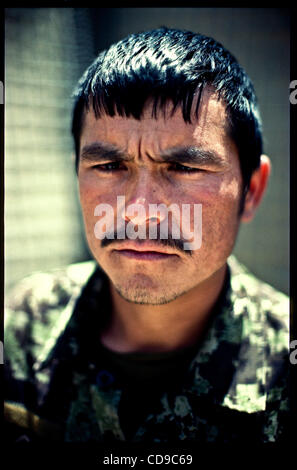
[
  {"xmin": 158, "ymin": 146, "xmax": 227, "ymax": 167},
  {"xmin": 80, "ymin": 142, "xmax": 133, "ymax": 162},
  {"xmin": 80, "ymin": 141, "xmax": 226, "ymax": 168}
]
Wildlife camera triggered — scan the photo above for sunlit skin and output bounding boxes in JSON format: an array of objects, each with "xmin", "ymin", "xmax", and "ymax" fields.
[{"xmin": 78, "ymin": 88, "xmax": 270, "ymax": 352}]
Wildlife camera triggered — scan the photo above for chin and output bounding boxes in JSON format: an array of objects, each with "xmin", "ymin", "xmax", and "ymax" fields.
[
  {"xmin": 114, "ymin": 287, "xmax": 180, "ymax": 305},
  {"xmin": 112, "ymin": 276, "xmax": 186, "ymax": 305}
]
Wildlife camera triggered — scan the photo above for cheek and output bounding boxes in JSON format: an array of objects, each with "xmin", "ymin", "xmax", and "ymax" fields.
[
  {"xmin": 78, "ymin": 173, "xmax": 115, "ymax": 211},
  {"xmin": 218, "ymin": 174, "xmax": 242, "ymax": 201},
  {"xmin": 184, "ymin": 174, "xmax": 242, "ymax": 209},
  {"xmin": 78, "ymin": 175, "xmax": 125, "ymax": 244},
  {"xmin": 78, "ymin": 177, "xmax": 104, "ymax": 237},
  {"xmin": 188, "ymin": 176, "xmax": 242, "ymax": 240}
]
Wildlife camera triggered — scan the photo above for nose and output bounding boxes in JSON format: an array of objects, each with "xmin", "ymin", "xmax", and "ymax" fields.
[
  {"xmin": 120, "ymin": 170, "xmax": 168, "ymax": 226},
  {"xmin": 124, "ymin": 197, "xmax": 167, "ymax": 226}
]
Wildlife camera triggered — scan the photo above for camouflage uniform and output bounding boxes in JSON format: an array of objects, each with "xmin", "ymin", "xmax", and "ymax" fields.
[{"xmin": 4, "ymin": 256, "xmax": 290, "ymax": 443}]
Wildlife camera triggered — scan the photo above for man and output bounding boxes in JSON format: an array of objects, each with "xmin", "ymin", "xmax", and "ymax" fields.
[{"xmin": 4, "ymin": 27, "xmax": 289, "ymax": 443}]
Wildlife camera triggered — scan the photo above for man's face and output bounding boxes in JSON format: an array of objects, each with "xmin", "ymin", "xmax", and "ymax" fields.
[{"xmin": 78, "ymin": 89, "xmax": 243, "ymax": 304}]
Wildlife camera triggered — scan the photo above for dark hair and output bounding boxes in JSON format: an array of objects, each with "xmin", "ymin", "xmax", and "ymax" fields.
[{"xmin": 71, "ymin": 27, "xmax": 263, "ymax": 191}]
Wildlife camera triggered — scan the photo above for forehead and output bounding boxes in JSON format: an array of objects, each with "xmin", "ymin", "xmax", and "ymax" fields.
[{"xmin": 80, "ymin": 89, "xmax": 236, "ymax": 160}]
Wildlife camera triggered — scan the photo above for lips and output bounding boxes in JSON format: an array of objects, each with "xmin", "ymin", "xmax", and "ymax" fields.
[{"xmin": 111, "ymin": 241, "xmax": 178, "ymax": 260}]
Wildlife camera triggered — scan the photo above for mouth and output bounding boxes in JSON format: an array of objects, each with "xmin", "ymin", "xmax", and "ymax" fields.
[{"xmin": 111, "ymin": 241, "xmax": 179, "ymax": 261}]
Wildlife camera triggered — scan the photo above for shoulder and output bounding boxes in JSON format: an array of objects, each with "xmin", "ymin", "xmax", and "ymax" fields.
[
  {"xmin": 228, "ymin": 256, "xmax": 289, "ymax": 409},
  {"xmin": 228, "ymin": 255, "xmax": 289, "ymax": 343},
  {"xmin": 224, "ymin": 257, "xmax": 290, "ymax": 441},
  {"xmin": 4, "ymin": 260, "xmax": 100, "ymax": 440},
  {"xmin": 5, "ymin": 260, "xmax": 97, "ymax": 316},
  {"xmin": 4, "ymin": 260, "xmax": 97, "ymax": 379},
  {"xmin": 5, "ymin": 260, "xmax": 97, "ymax": 327}
]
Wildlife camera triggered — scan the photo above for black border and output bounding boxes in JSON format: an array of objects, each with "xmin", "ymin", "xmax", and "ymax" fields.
[{"xmin": 289, "ymin": 6, "xmax": 297, "ymax": 434}]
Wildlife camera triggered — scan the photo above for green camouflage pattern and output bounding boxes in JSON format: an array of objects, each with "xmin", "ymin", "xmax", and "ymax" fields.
[{"xmin": 4, "ymin": 256, "xmax": 290, "ymax": 443}]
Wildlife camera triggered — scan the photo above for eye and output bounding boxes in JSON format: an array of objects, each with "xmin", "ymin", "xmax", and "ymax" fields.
[
  {"xmin": 93, "ymin": 162, "xmax": 127, "ymax": 172},
  {"xmin": 169, "ymin": 163, "xmax": 203, "ymax": 173}
]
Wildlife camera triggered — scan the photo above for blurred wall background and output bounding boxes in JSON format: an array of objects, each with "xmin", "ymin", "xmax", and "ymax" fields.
[{"xmin": 5, "ymin": 7, "xmax": 290, "ymax": 294}]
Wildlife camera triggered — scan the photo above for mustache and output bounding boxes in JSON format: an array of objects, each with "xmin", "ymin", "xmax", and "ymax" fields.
[{"xmin": 101, "ymin": 231, "xmax": 193, "ymax": 256}]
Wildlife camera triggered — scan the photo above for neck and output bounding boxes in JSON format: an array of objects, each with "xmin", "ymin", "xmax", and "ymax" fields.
[{"xmin": 100, "ymin": 263, "xmax": 228, "ymax": 353}]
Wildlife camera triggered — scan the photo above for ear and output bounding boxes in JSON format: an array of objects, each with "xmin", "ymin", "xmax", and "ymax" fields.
[{"xmin": 240, "ymin": 155, "xmax": 271, "ymax": 223}]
